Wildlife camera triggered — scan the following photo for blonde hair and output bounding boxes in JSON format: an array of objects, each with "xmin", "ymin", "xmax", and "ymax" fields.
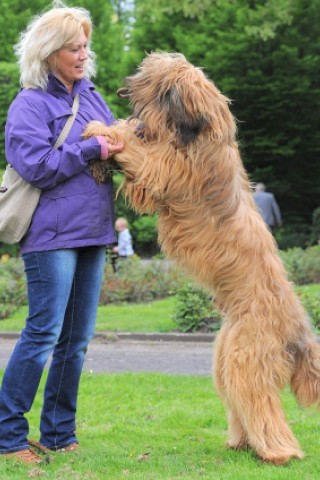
[
  {"xmin": 115, "ymin": 217, "xmax": 128, "ymax": 229},
  {"xmin": 15, "ymin": 2, "xmax": 96, "ymax": 89}
]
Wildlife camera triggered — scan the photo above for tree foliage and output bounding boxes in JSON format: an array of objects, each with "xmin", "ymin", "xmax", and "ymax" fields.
[
  {"xmin": 0, "ymin": 63, "xmax": 20, "ymax": 162},
  {"xmin": 127, "ymin": 0, "xmax": 320, "ymax": 246}
]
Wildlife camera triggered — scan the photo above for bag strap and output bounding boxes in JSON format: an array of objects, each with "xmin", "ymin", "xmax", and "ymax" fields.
[{"xmin": 53, "ymin": 93, "xmax": 80, "ymax": 149}]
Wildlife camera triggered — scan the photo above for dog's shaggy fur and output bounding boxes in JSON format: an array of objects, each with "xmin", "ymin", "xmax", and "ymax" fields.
[{"xmin": 84, "ymin": 52, "xmax": 320, "ymax": 465}]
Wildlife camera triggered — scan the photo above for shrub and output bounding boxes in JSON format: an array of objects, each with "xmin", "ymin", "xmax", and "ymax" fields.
[
  {"xmin": 131, "ymin": 214, "xmax": 159, "ymax": 256},
  {"xmin": 112, "ymin": 172, "xmax": 159, "ymax": 256},
  {"xmin": 0, "ymin": 256, "xmax": 26, "ymax": 319},
  {"xmin": 310, "ymin": 207, "xmax": 320, "ymax": 246},
  {"xmin": 172, "ymin": 283, "xmax": 222, "ymax": 333},
  {"xmin": 1, "ymin": 247, "xmax": 320, "ymax": 330},
  {"xmin": 100, "ymin": 255, "xmax": 183, "ymax": 304},
  {"xmin": 172, "ymin": 281, "xmax": 320, "ymax": 334},
  {"xmin": 0, "ymin": 242, "xmax": 20, "ymax": 258},
  {"xmin": 275, "ymin": 224, "xmax": 311, "ymax": 250},
  {"xmin": 280, "ymin": 245, "xmax": 320, "ymax": 284},
  {"xmin": 0, "ymin": 62, "xmax": 20, "ymax": 169},
  {"xmin": 297, "ymin": 291, "xmax": 320, "ymax": 331}
]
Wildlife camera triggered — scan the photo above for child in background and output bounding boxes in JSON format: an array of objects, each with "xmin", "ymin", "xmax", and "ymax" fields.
[{"xmin": 113, "ymin": 217, "xmax": 134, "ymax": 258}]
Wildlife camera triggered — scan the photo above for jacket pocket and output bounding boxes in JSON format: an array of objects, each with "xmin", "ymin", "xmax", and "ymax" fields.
[{"xmin": 42, "ymin": 174, "xmax": 94, "ymax": 199}]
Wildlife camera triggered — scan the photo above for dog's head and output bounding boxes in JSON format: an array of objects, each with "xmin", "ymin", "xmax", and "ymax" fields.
[{"xmin": 118, "ymin": 52, "xmax": 235, "ymax": 146}]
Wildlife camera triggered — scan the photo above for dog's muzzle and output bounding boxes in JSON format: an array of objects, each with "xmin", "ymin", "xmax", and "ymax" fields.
[{"xmin": 117, "ymin": 87, "xmax": 130, "ymax": 98}]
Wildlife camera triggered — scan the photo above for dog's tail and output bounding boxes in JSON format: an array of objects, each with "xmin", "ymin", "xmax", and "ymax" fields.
[{"xmin": 290, "ymin": 337, "xmax": 320, "ymax": 408}]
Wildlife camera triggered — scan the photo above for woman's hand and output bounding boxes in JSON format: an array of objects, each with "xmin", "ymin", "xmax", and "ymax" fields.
[
  {"xmin": 96, "ymin": 135, "xmax": 124, "ymax": 160},
  {"xmin": 107, "ymin": 140, "xmax": 124, "ymax": 157}
]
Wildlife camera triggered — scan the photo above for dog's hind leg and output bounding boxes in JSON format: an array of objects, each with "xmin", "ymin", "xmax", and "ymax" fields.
[
  {"xmin": 215, "ymin": 327, "xmax": 304, "ymax": 464},
  {"xmin": 290, "ymin": 338, "xmax": 320, "ymax": 408},
  {"xmin": 214, "ymin": 327, "xmax": 248, "ymax": 450},
  {"xmin": 239, "ymin": 390, "xmax": 304, "ymax": 464},
  {"xmin": 226, "ymin": 409, "xmax": 249, "ymax": 450}
]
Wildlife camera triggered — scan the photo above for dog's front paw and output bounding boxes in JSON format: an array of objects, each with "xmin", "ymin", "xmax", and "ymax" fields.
[
  {"xmin": 83, "ymin": 122, "xmax": 123, "ymax": 148},
  {"xmin": 83, "ymin": 121, "xmax": 109, "ymax": 139},
  {"xmin": 227, "ymin": 439, "xmax": 249, "ymax": 451}
]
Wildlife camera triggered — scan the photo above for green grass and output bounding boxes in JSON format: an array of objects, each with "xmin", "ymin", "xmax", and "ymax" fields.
[
  {"xmin": 1, "ymin": 371, "xmax": 319, "ymax": 480},
  {"xmin": 0, "ymin": 297, "xmax": 177, "ymax": 333},
  {"xmin": 96, "ymin": 297, "xmax": 177, "ymax": 332},
  {"xmin": 295, "ymin": 284, "xmax": 320, "ymax": 295},
  {"xmin": 0, "ymin": 284, "xmax": 320, "ymax": 333},
  {"xmin": 1, "ymin": 285, "xmax": 319, "ymax": 334}
]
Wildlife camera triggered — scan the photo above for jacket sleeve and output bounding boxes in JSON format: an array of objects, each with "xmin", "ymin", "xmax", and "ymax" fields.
[{"xmin": 5, "ymin": 95, "xmax": 102, "ymax": 190}]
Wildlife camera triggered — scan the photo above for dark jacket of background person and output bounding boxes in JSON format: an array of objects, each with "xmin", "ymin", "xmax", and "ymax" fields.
[{"xmin": 253, "ymin": 183, "xmax": 282, "ymax": 229}]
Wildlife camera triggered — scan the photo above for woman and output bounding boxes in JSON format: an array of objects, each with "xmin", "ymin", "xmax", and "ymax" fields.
[{"xmin": 0, "ymin": 5, "xmax": 123, "ymax": 464}]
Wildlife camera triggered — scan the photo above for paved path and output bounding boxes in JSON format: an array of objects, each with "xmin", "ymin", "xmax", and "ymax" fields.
[{"xmin": 0, "ymin": 334, "xmax": 214, "ymax": 376}]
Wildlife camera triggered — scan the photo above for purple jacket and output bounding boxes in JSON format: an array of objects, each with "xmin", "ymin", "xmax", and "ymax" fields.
[{"xmin": 5, "ymin": 75, "xmax": 117, "ymax": 254}]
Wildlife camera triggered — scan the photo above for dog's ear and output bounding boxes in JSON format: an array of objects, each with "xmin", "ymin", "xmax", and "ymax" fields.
[{"xmin": 160, "ymin": 86, "xmax": 209, "ymax": 146}]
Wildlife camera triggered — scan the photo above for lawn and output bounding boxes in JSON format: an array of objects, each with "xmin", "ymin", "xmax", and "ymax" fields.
[
  {"xmin": 1, "ymin": 371, "xmax": 320, "ymax": 480},
  {"xmin": 1, "ymin": 285, "xmax": 319, "ymax": 333},
  {"xmin": 1, "ymin": 287, "xmax": 320, "ymax": 478},
  {"xmin": 96, "ymin": 297, "xmax": 177, "ymax": 332},
  {"xmin": 0, "ymin": 296, "xmax": 177, "ymax": 333},
  {"xmin": 295, "ymin": 284, "xmax": 320, "ymax": 295}
]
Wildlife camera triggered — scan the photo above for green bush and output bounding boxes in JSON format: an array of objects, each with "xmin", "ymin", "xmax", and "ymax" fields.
[
  {"xmin": 172, "ymin": 282, "xmax": 222, "ymax": 333},
  {"xmin": 275, "ymin": 224, "xmax": 311, "ymax": 250},
  {"xmin": 100, "ymin": 255, "xmax": 183, "ymax": 304},
  {"xmin": 0, "ymin": 242, "xmax": 20, "ymax": 258},
  {"xmin": 131, "ymin": 214, "xmax": 159, "ymax": 256},
  {"xmin": 109, "ymin": 172, "xmax": 159, "ymax": 256},
  {"xmin": 310, "ymin": 207, "xmax": 320, "ymax": 246},
  {"xmin": 280, "ymin": 245, "xmax": 320, "ymax": 284},
  {"xmin": 1, "ymin": 246, "xmax": 320, "ymax": 330},
  {"xmin": 0, "ymin": 255, "xmax": 184, "ymax": 320},
  {"xmin": 0, "ymin": 62, "xmax": 20, "ymax": 169},
  {"xmin": 297, "ymin": 291, "xmax": 320, "ymax": 331},
  {"xmin": 172, "ymin": 281, "xmax": 320, "ymax": 334},
  {"xmin": 0, "ymin": 257, "xmax": 26, "ymax": 319}
]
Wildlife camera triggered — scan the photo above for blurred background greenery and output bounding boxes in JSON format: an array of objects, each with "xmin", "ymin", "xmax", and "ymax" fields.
[{"xmin": 1, "ymin": 249, "xmax": 320, "ymax": 334}]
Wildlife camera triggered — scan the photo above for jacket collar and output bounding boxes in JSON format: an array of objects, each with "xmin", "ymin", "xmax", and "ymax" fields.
[{"xmin": 47, "ymin": 74, "xmax": 95, "ymax": 103}]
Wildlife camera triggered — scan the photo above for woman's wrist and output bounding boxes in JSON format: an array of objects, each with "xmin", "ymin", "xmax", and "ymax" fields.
[{"xmin": 96, "ymin": 135, "xmax": 109, "ymax": 160}]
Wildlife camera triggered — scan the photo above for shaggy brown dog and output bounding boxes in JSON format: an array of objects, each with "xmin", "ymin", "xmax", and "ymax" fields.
[{"xmin": 84, "ymin": 52, "xmax": 320, "ymax": 465}]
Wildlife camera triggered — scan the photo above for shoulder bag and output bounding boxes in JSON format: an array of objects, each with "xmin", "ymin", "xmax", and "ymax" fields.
[{"xmin": 0, "ymin": 94, "xmax": 79, "ymax": 245}]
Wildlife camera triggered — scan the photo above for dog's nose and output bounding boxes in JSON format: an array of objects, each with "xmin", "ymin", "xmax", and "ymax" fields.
[{"xmin": 117, "ymin": 87, "xmax": 130, "ymax": 98}]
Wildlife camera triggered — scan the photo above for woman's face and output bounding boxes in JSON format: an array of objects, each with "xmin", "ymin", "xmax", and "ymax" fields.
[{"xmin": 50, "ymin": 29, "xmax": 88, "ymax": 92}]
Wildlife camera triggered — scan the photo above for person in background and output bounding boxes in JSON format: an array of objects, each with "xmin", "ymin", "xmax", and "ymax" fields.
[
  {"xmin": 0, "ymin": 4, "xmax": 123, "ymax": 464},
  {"xmin": 253, "ymin": 182, "xmax": 282, "ymax": 232},
  {"xmin": 113, "ymin": 217, "xmax": 134, "ymax": 259}
]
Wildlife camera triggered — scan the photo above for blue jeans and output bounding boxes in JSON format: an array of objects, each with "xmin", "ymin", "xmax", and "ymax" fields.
[{"xmin": 0, "ymin": 247, "xmax": 106, "ymax": 453}]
